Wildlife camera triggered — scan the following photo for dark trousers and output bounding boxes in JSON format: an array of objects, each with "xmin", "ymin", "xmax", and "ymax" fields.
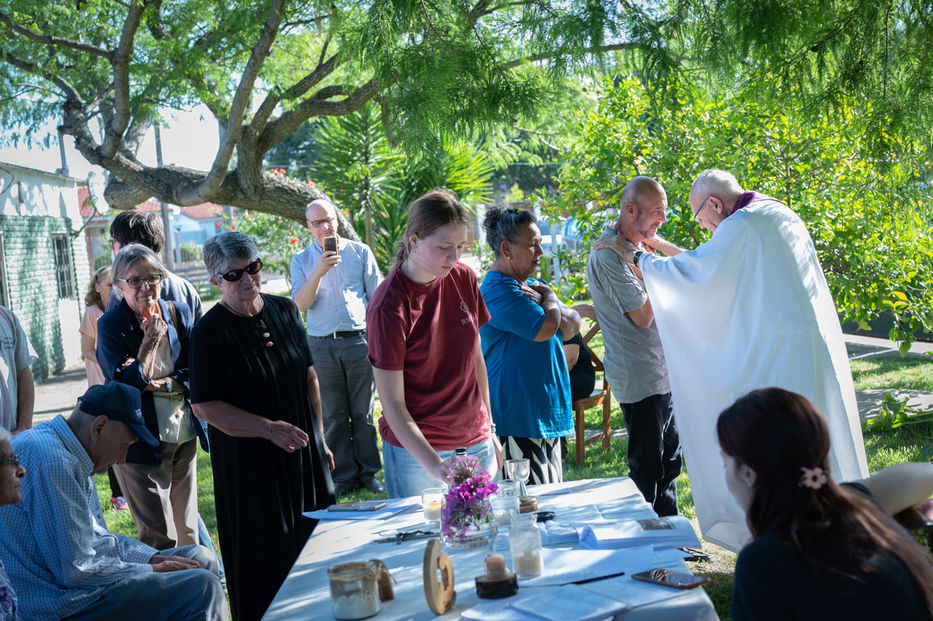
[
  {"xmin": 621, "ymin": 392, "xmax": 682, "ymax": 516},
  {"xmin": 308, "ymin": 334, "xmax": 381, "ymax": 488}
]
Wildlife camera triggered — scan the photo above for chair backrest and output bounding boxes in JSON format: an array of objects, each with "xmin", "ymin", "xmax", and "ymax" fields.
[{"xmin": 571, "ymin": 303, "xmax": 606, "ymax": 375}]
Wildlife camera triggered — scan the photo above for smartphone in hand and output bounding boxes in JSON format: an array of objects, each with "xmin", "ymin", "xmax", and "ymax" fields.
[
  {"xmin": 324, "ymin": 236, "xmax": 337, "ymax": 253},
  {"xmin": 631, "ymin": 568, "xmax": 711, "ymax": 590}
]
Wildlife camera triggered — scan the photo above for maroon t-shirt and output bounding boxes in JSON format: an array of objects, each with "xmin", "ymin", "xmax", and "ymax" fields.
[{"xmin": 367, "ymin": 262, "xmax": 491, "ymax": 450}]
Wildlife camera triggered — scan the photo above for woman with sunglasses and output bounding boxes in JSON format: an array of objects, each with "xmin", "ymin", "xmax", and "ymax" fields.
[
  {"xmin": 97, "ymin": 244, "xmax": 203, "ymax": 550},
  {"xmin": 190, "ymin": 231, "xmax": 335, "ymax": 621}
]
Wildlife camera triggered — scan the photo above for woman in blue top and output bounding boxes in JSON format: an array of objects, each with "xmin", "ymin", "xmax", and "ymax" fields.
[{"xmin": 480, "ymin": 207, "xmax": 580, "ymax": 484}]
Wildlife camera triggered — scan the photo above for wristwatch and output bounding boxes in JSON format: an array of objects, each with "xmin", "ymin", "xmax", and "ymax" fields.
[{"xmin": 633, "ymin": 251, "xmax": 644, "ymax": 268}]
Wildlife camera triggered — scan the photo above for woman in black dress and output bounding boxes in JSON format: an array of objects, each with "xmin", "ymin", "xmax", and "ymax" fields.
[{"xmin": 190, "ymin": 232, "xmax": 335, "ymax": 621}]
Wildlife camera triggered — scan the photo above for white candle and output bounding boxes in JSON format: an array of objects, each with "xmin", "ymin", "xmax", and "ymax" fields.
[
  {"xmin": 423, "ymin": 500, "xmax": 442, "ymax": 522},
  {"xmin": 485, "ymin": 553, "xmax": 507, "ymax": 579},
  {"xmin": 513, "ymin": 550, "xmax": 543, "ymax": 577}
]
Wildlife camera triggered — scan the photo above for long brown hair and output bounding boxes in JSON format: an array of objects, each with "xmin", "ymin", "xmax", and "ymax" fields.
[
  {"xmin": 718, "ymin": 387, "xmax": 933, "ymax": 616},
  {"xmin": 393, "ymin": 190, "xmax": 468, "ymax": 266},
  {"xmin": 84, "ymin": 266, "xmax": 111, "ymax": 311}
]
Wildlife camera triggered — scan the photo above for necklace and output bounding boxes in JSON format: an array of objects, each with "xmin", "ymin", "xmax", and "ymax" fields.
[{"xmin": 219, "ymin": 296, "xmax": 263, "ymax": 317}]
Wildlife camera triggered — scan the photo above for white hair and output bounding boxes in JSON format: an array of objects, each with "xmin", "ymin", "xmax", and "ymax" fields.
[{"xmin": 690, "ymin": 169, "xmax": 744, "ymax": 201}]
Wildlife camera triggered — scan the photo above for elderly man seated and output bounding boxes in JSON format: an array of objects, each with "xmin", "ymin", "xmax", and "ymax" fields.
[{"xmin": 0, "ymin": 382, "xmax": 223, "ymax": 620}]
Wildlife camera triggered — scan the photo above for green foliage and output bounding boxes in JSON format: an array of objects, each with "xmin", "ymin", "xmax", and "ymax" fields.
[
  {"xmin": 692, "ymin": 0, "xmax": 933, "ymax": 157},
  {"xmin": 271, "ymin": 101, "xmax": 499, "ymax": 271},
  {"xmin": 178, "ymin": 242, "xmax": 202, "ymax": 263},
  {"xmin": 230, "ymin": 210, "xmax": 308, "ymax": 285},
  {"xmin": 554, "ymin": 74, "xmax": 933, "ymax": 345},
  {"xmin": 863, "ymin": 392, "xmax": 933, "ymax": 433}
]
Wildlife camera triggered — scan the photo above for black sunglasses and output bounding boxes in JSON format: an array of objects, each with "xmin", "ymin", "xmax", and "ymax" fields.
[{"xmin": 220, "ymin": 259, "xmax": 263, "ymax": 282}]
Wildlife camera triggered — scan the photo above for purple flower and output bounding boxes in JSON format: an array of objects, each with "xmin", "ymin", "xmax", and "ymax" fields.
[{"xmin": 441, "ymin": 456, "xmax": 499, "ymax": 541}]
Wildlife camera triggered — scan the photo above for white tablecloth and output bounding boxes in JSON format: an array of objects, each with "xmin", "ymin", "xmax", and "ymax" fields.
[{"xmin": 262, "ymin": 478, "xmax": 718, "ymax": 620}]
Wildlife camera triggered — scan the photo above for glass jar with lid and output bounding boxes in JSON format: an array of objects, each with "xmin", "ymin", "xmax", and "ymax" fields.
[
  {"xmin": 327, "ymin": 561, "xmax": 380, "ymax": 620},
  {"xmin": 509, "ymin": 512, "xmax": 543, "ymax": 578}
]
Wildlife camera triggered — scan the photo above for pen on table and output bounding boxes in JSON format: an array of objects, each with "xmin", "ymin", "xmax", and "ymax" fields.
[{"xmin": 572, "ymin": 571, "xmax": 626, "ymax": 585}]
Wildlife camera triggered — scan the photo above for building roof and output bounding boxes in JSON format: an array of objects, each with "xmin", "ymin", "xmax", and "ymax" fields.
[
  {"xmin": 78, "ymin": 186, "xmax": 225, "ymax": 220},
  {"xmin": 0, "ymin": 160, "xmax": 81, "ymax": 183}
]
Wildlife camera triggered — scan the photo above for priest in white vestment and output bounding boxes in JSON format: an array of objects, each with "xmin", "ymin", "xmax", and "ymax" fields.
[{"xmin": 631, "ymin": 169, "xmax": 868, "ymax": 552}]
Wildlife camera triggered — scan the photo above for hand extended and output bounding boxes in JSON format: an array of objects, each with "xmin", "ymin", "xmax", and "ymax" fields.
[
  {"xmin": 149, "ymin": 554, "xmax": 202, "ymax": 573},
  {"xmin": 314, "ymin": 251, "xmax": 341, "ymax": 276},
  {"xmin": 267, "ymin": 419, "xmax": 309, "ymax": 452},
  {"xmin": 592, "ymin": 231, "xmax": 635, "ymax": 263},
  {"xmin": 642, "ymin": 235, "xmax": 666, "ymax": 252}
]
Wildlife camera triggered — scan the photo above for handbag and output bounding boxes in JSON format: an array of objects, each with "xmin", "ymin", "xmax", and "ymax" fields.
[{"xmin": 151, "ymin": 301, "xmax": 195, "ymax": 444}]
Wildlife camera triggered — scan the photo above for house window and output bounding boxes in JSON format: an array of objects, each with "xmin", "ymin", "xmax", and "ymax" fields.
[
  {"xmin": 0, "ymin": 235, "xmax": 9, "ymax": 307},
  {"xmin": 52, "ymin": 234, "xmax": 76, "ymax": 299}
]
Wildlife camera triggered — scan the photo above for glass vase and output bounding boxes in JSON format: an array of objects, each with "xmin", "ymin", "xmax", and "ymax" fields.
[{"xmin": 440, "ymin": 495, "xmax": 497, "ymax": 549}]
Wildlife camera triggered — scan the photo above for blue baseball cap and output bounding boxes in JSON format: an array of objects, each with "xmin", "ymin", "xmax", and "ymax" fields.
[{"xmin": 78, "ymin": 383, "xmax": 159, "ymax": 448}]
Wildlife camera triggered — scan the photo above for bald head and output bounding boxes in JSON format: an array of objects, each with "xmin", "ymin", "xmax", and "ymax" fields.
[
  {"xmin": 305, "ymin": 199, "xmax": 336, "ymax": 221},
  {"xmin": 305, "ymin": 199, "xmax": 338, "ymax": 248},
  {"xmin": 615, "ymin": 176, "xmax": 668, "ymax": 243},
  {"xmin": 620, "ymin": 176, "xmax": 665, "ymax": 212}
]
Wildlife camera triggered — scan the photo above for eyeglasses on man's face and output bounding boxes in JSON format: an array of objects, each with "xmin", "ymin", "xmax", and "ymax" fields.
[
  {"xmin": 308, "ymin": 217, "xmax": 336, "ymax": 229},
  {"xmin": 692, "ymin": 195, "xmax": 710, "ymax": 220},
  {"xmin": 119, "ymin": 273, "xmax": 163, "ymax": 289},
  {"xmin": 220, "ymin": 259, "xmax": 263, "ymax": 282},
  {"xmin": 0, "ymin": 455, "xmax": 20, "ymax": 468}
]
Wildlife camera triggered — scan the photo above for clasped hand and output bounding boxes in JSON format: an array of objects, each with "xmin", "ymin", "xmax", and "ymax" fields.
[{"xmin": 140, "ymin": 315, "xmax": 168, "ymax": 340}]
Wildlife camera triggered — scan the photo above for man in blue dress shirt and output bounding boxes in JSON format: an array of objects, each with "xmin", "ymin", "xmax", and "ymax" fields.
[
  {"xmin": 0, "ymin": 382, "xmax": 223, "ymax": 620},
  {"xmin": 291, "ymin": 199, "xmax": 384, "ymax": 497}
]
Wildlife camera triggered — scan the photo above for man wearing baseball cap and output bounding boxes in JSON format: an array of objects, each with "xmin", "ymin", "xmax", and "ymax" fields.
[{"xmin": 0, "ymin": 382, "xmax": 224, "ymax": 620}]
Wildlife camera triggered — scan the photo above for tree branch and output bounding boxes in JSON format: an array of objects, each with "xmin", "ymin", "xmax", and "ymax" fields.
[
  {"xmin": 100, "ymin": 0, "xmax": 147, "ymax": 161},
  {"xmin": 505, "ymin": 42, "xmax": 639, "ymax": 69},
  {"xmin": 0, "ymin": 10, "xmax": 112, "ymax": 59},
  {"xmin": 175, "ymin": 0, "xmax": 287, "ymax": 205},
  {"xmin": 257, "ymin": 79, "xmax": 379, "ymax": 155},
  {"xmin": 250, "ymin": 53, "xmax": 339, "ymax": 136},
  {"xmin": 2, "ymin": 50, "xmax": 83, "ymax": 104}
]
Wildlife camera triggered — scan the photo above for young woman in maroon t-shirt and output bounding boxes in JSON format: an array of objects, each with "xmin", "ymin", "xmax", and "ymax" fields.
[{"xmin": 367, "ymin": 190, "xmax": 504, "ymax": 498}]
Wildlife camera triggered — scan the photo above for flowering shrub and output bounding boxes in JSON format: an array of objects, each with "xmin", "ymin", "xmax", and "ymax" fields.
[{"xmin": 440, "ymin": 454, "xmax": 498, "ymax": 542}]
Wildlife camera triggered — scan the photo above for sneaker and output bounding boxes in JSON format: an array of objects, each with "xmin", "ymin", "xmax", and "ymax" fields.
[{"xmin": 110, "ymin": 496, "xmax": 129, "ymax": 511}]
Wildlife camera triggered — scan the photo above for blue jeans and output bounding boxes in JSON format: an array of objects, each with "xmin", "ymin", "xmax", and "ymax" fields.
[
  {"xmin": 64, "ymin": 544, "xmax": 224, "ymax": 621},
  {"xmin": 383, "ymin": 437, "xmax": 498, "ymax": 498}
]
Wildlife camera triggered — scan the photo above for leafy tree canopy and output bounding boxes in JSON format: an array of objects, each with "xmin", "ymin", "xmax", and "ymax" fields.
[
  {"xmin": 0, "ymin": 0, "xmax": 648, "ymax": 228},
  {"xmin": 553, "ymin": 74, "xmax": 933, "ymax": 346},
  {"xmin": 2, "ymin": 0, "xmax": 929, "ymax": 233}
]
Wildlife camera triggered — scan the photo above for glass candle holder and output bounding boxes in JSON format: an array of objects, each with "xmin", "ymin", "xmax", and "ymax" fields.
[{"xmin": 421, "ymin": 487, "xmax": 444, "ymax": 523}]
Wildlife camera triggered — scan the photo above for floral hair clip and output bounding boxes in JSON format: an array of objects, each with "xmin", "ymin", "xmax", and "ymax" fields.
[{"xmin": 799, "ymin": 466, "xmax": 828, "ymax": 490}]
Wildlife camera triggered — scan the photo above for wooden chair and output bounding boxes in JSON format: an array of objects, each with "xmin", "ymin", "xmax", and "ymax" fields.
[{"xmin": 570, "ymin": 304, "xmax": 614, "ymax": 464}]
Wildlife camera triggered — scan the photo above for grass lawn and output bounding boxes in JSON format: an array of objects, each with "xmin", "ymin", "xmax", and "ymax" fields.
[{"xmin": 96, "ymin": 353, "xmax": 933, "ymax": 620}]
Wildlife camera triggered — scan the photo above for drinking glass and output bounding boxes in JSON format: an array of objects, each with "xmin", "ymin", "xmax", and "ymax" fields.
[
  {"xmin": 421, "ymin": 488, "xmax": 444, "ymax": 523},
  {"xmin": 504, "ymin": 459, "xmax": 530, "ymax": 496}
]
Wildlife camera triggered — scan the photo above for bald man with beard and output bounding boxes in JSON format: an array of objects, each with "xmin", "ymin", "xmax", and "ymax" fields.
[{"xmin": 586, "ymin": 176, "xmax": 682, "ymax": 517}]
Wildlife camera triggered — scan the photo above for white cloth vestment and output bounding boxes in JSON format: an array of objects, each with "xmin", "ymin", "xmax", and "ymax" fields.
[{"xmin": 641, "ymin": 198, "xmax": 869, "ymax": 552}]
